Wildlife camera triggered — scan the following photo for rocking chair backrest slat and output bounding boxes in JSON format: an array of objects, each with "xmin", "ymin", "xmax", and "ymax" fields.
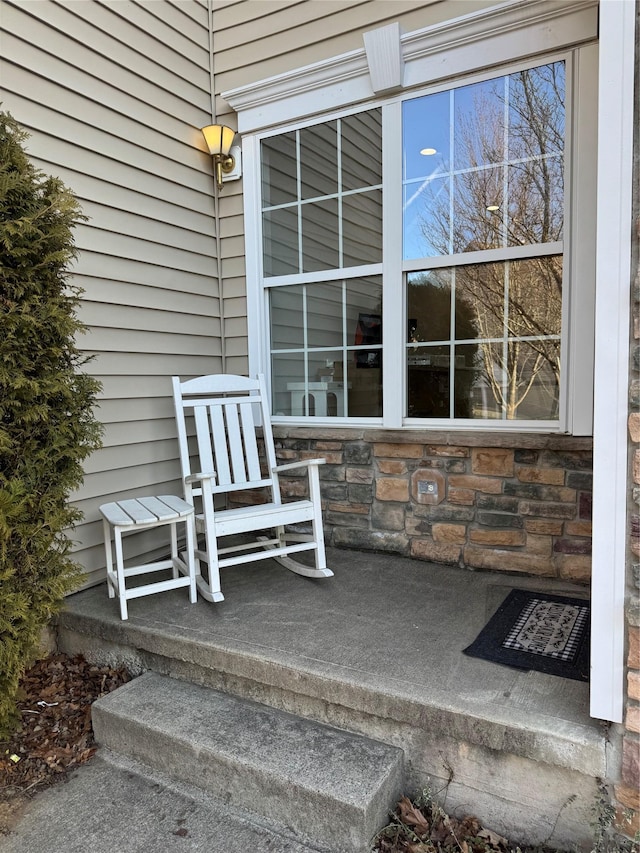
[
  {"xmin": 194, "ymin": 406, "xmax": 215, "ymax": 475},
  {"xmin": 179, "ymin": 374, "xmax": 260, "ymax": 396},
  {"xmin": 190, "ymin": 395, "xmax": 260, "ymax": 408},
  {"xmin": 240, "ymin": 402, "xmax": 262, "ymax": 482},
  {"xmin": 210, "ymin": 404, "xmax": 231, "ymax": 485},
  {"xmin": 224, "ymin": 402, "xmax": 247, "ymax": 484}
]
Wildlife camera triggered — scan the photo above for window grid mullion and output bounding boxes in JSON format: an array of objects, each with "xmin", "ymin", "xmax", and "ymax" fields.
[
  {"xmin": 448, "ymin": 88, "xmax": 454, "ymax": 256},
  {"xmin": 449, "ymin": 266, "xmax": 456, "ymax": 418},
  {"xmin": 501, "ymin": 76, "xmax": 510, "ymax": 247},
  {"xmin": 296, "ymin": 131, "xmax": 303, "ymax": 274},
  {"xmin": 341, "ymin": 280, "xmax": 348, "ymax": 416},
  {"xmin": 501, "ymin": 76, "xmax": 510, "ymax": 420},
  {"xmin": 502, "ymin": 262, "xmax": 510, "ymax": 419},
  {"xmin": 302, "ymin": 285, "xmax": 309, "ymax": 416},
  {"xmin": 382, "ymin": 99, "xmax": 404, "ymax": 428},
  {"xmin": 337, "ymin": 119, "xmax": 344, "ymax": 269}
]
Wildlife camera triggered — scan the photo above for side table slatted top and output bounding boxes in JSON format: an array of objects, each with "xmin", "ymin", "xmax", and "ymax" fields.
[
  {"xmin": 100, "ymin": 495, "xmax": 193, "ymax": 528},
  {"xmin": 99, "ymin": 495, "xmax": 197, "ymax": 620}
]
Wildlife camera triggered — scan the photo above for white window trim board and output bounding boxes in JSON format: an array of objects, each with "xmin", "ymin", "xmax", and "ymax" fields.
[
  {"xmin": 381, "ymin": 99, "xmax": 404, "ymax": 428},
  {"xmin": 589, "ymin": 0, "xmax": 635, "ymax": 725},
  {"xmin": 224, "ymin": 0, "xmax": 597, "ymax": 134},
  {"xmin": 565, "ymin": 43, "xmax": 598, "ymax": 437},
  {"xmin": 242, "ymin": 134, "xmax": 265, "ymax": 400}
]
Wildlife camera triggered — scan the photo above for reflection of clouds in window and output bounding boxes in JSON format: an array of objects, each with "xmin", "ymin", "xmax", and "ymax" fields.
[{"xmin": 404, "ymin": 177, "xmax": 450, "ymax": 258}]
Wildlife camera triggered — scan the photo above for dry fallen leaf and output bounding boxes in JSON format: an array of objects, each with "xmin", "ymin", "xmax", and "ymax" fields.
[{"xmin": 398, "ymin": 795, "xmax": 431, "ymax": 836}]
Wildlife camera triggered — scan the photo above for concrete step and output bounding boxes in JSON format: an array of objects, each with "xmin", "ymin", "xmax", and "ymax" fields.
[
  {"xmin": 3, "ymin": 751, "xmax": 329, "ymax": 853},
  {"xmin": 91, "ymin": 671, "xmax": 405, "ymax": 853}
]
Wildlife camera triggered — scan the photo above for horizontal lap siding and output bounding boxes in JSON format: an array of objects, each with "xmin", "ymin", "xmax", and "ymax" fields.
[
  {"xmin": 212, "ymin": 0, "xmax": 501, "ymax": 376},
  {"xmin": 1, "ymin": 0, "xmax": 220, "ymax": 587}
]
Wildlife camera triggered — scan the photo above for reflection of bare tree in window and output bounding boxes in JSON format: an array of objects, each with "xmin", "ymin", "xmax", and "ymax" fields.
[
  {"xmin": 418, "ymin": 64, "xmax": 564, "ymax": 419},
  {"xmin": 457, "ymin": 257, "xmax": 561, "ymax": 419}
]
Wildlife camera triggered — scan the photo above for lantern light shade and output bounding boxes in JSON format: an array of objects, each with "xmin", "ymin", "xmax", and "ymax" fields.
[
  {"xmin": 201, "ymin": 124, "xmax": 235, "ymax": 157},
  {"xmin": 201, "ymin": 124, "xmax": 237, "ymax": 192}
]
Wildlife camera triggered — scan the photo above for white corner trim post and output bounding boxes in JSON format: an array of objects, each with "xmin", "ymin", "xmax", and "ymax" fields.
[{"xmin": 590, "ymin": 0, "xmax": 635, "ymax": 724}]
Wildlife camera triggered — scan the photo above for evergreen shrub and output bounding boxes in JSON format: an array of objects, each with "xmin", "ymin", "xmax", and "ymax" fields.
[{"xmin": 0, "ymin": 111, "xmax": 103, "ymax": 737}]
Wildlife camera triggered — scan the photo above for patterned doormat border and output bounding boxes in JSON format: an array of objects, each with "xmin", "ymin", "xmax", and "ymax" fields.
[{"xmin": 463, "ymin": 589, "xmax": 590, "ymax": 682}]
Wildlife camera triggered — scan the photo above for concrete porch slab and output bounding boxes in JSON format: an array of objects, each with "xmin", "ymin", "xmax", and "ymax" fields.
[{"xmin": 57, "ymin": 547, "xmax": 607, "ymax": 849}]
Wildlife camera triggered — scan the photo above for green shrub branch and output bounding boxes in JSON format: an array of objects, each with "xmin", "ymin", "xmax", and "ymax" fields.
[{"xmin": 0, "ymin": 111, "xmax": 103, "ymax": 737}]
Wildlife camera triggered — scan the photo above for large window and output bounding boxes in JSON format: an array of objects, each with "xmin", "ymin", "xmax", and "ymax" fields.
[{"xmin": 256, "ymin": 52, "xmax": 593, "ymax": 431}]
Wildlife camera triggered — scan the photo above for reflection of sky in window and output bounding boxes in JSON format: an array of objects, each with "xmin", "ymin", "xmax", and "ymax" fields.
[
  {"xmin": 403, "ymin": 92, "xmax": 450, "ymax": 179},
  {"xmin": 403, "ymin": 92, "xmax": 451, "ymax": 259}
]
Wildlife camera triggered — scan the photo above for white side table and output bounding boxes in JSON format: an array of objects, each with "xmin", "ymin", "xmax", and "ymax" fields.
[{"xmin": 99, "ymin": 495, "xmax": 197, "ymax": 620}]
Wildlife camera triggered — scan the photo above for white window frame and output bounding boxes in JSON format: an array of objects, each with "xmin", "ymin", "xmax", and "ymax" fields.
[
  {"xmin": 229, "ymin": 0, "xmax": 598, "ymax": 434},
  {"xmin": 397, "ymin": 54, "xmax": 572, "ymax": 431}
]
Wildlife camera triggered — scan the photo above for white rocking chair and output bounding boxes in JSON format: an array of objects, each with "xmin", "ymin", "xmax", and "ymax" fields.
[{"xmin": 172, "ymin": 373, "xmax": 334, "ymax": 603}]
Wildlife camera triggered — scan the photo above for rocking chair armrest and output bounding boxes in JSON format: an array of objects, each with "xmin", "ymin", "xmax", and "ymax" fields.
[
  {"xmin": 185, "ymin": 471, "xmax": 217, "ymax": 485},
  {"xmin": 272, "ymin": 459, "xmax": 326, "ymax": 474}
]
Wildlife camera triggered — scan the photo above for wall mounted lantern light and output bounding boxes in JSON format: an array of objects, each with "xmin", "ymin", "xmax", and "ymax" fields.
[{"xmin": 201, "ymin": 124, "xmax": 237, "ymax": 191}]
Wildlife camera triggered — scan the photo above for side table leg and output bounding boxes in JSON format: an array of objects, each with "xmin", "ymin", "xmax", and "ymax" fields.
[
  {"xmin": 114, "ymin": 526, "xmax": 128, "ymax": 621},
  {"xmin": 103, "ymin": 518, "xmax": 116, "ymax": 599},
  {"xmin": 170, "ymin": 521, "xmax": 179, "ymax": 579},
  {"xmin": 185, "ymin": 514, "xmax": 197, "ymax": 604}
]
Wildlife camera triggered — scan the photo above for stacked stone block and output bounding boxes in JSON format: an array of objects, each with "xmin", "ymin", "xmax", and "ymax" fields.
[
  {"xmin": 272, "ymin": 428, "xmax": 593, "ymax": 584},
  {"xmin": 615, "ymin": 209, "xmax": 640, "ymax": 835}
]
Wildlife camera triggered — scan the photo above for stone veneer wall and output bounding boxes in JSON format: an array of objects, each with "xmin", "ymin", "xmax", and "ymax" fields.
[
  {"xmin": 271, "ymin": 428, "xmax": 593, "ymax": 584},
  {"xmin": 616, "ymin": 21, "xmax": 640, "ymax": 836}
]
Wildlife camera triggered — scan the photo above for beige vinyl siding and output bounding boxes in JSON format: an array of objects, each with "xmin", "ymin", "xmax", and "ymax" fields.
[
  {"xmin": 212, "ymin": 0, "xmax": 501, "ymax": 90},
  {"xmin": 1, "ymin": 0, "xmax": 220, "ymax": 587},
  {"xmin": 211, "ymin": 0, "xmax": 504, "ymax": 375}
]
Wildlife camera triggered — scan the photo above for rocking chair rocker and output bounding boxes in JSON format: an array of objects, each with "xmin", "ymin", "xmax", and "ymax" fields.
[{"xmin": 172, "ymin": 373, "xmax": 334, "ymax": 602}]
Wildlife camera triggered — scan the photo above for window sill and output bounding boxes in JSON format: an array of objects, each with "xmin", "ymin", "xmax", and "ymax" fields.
[{"xmin": 271, "ymin": 424, "xmax": 592, "ymax": 451}]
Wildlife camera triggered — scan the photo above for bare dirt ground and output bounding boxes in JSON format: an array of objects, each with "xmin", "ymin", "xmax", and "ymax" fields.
[{"xmin": 0, "ymin": 653, "xmax": 130, "ymax": 835}]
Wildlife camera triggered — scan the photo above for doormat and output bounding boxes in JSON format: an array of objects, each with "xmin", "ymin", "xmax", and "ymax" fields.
[{"xmin": 463, "ymin": 589, "xmax": 590, "ymax": 681}]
